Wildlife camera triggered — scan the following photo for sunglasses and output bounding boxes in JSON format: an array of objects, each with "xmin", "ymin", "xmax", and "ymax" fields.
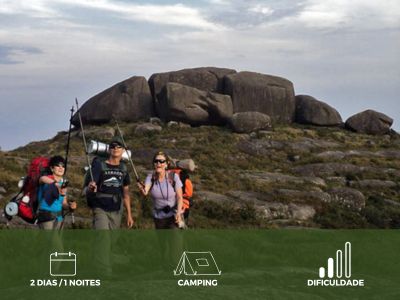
[
  {"xmin": 153, "ymin": 159, "xmax": 166, "ymax": 164},
  {"xmin": 53, "ymin": 163, "xmax": 65, "ymax": 168},
  {"xmin": 109, "ymin": 143, "xmax": 123, "ymax": 149}
]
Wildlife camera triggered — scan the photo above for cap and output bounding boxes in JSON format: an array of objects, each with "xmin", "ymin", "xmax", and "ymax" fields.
[{"xmin": 109, "ymin": 136, "xmax": 125, "ymax": 147}]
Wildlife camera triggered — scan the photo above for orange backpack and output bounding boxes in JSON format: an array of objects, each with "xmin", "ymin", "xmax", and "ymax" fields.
[{"xmin": 169, "ymin": 168, "xmax": 193, "ymax": 211}]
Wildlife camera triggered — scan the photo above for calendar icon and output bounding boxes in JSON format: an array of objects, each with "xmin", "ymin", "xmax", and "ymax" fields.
[{"xmin": 50, "ymin": 252, "xmax": 76, "ymax": 276}]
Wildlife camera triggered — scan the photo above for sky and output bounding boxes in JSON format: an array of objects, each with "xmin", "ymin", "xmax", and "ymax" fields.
[{"xmin": 0, "ymin": 0, "xmax": 399, "ymax": 150}]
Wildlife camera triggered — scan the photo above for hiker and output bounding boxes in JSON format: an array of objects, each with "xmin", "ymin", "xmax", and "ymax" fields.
[
  {"xmin": 138, "ymin": 151, "xmax": 184, "ymax": 229},
  {"xmin": 86, "ymin": 136, "xmax": 134, "ymax": 229},
  {"xmin": 37, "ymin": 155, "xmax": 77, "ymax": 230}
]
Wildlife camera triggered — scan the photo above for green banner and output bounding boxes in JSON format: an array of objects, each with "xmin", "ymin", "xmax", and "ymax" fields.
[{"xmin": 0, "ymin": 230, "xmax": 399, "ymax": 299}]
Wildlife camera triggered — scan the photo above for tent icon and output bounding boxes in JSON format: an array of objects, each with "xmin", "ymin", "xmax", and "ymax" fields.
[{"xmin": 174, "ymin": 251, "xmax": 222, "ymax": 276}]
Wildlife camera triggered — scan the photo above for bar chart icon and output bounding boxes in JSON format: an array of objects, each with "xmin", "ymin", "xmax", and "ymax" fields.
[{"xmin": 318, "ymin": 242, "xmax": 351, "ymax": 279}]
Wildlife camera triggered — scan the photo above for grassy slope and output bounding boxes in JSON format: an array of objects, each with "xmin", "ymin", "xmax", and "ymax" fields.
[{"xmin": 1, "ymin": 123, "xmax": 400, "ymax": 229}]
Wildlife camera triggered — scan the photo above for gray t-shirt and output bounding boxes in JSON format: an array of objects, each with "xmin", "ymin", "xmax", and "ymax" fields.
[{"xmin": 145, "ymin": 172, "xmax": 183, "ymax": 219}]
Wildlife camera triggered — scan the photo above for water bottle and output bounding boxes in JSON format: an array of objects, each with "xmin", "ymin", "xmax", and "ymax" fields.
[
  {"xmin": 18, "ymin": 177, "xmax": 25, "ymax": 189},
  {"xmin": 22, "ymin": 195, "xmax": 30, "ymax": 204}
]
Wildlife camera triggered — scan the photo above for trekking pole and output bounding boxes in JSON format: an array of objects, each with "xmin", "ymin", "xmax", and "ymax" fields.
[
  {"xmin": 66, "ymin": 106, "xmax": 76, "ymax": 227},
  {"xmin": 113, "ymin": 117, "xmax": 140, "ymax": 182},
  {"xmin": 64, "ymin": 106, "xmax": 75, "ymax": 175},
  {"xmin": 113, "ymin": 117, "xmax": 143, "ymax": 229},
  {"xmin": 59, "ymin": 106, "xmax": 76, "ymax": 231},
  {"xmin": 75, "ymin": 98, "xmax": 94, "ymax": 182}
]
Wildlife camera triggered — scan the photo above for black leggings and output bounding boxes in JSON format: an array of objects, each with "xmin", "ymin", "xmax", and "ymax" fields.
[{"xmin": 154, "ymin": 216, "xmax": 178, "ymax": 229}]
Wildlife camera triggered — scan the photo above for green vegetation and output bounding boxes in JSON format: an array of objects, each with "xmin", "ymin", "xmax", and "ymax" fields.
[{"xmin": 1, "ymin": 122, "xmax": 399, "ymax": 229}]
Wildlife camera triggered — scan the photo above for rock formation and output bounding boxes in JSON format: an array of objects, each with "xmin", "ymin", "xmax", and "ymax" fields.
[
  {"xmin": 72, "ymin": 76, "xmax": 153, "ymax": 126},
  {"xmin": 295, "ymin": 95, "xmax": 342, "ymax": 126},
  {"xmin": 157, "ymin": 82, "xmax": 233, "ymax": 125},
  {"xmin": 224, "ymin": 71, "xmax": 296, "ymax": 123},
  {"xmin": 345, "ymin": 109, "xmax": 393, "ymax": 135}
]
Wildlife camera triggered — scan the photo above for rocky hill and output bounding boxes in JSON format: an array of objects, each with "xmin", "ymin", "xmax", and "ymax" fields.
[
  {"xmin": 1, "ymin": 122, "xmax": 399, "ymax": 229},
  {"xmin": 1, "ymin": 67, "xmax": 399, "ymax": 229}
]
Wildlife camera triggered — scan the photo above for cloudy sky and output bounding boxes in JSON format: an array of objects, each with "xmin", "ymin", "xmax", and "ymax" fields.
[{"xmin": 0, "ymin": 0, "xmax": 399, "ymax": 150}]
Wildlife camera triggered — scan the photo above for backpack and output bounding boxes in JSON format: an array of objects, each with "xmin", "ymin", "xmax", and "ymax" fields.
[
  {"xmin": 7, "ymin": 157, "xmax": 50, "ymax": 223},
  {"xmin": 168, "ymin": 168, "xmax": 194, "ymax": 211},
  {"xmin": 84, "ymin": 157, "xmax": 128, "ymax": 207}
]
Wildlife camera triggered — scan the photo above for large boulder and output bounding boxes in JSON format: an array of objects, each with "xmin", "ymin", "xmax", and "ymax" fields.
[
  {"xmin": 316, "ymin": 150, "xmax": 400, "ymax": 160},
  {"xmin": 229, "ymin": 112, "xmax": 272, "ymax": 133},
  {"xmin": 295, "ymin": 95, "xmax": 342, "ymax": 126},
  {"xmin": 345, "ymin": 110, "xmax": 393, "ymax": 135},
  {"xmin": 149, "ymin": 67, "xmax": 236, "ymax": 116},
  {"xmin": 227, "ymin": 191, "xmax": 316, "ymax": 221},
  {"xmin": 157, "ymin": 82, "xmax": 233, "ymax": 125},
  {"xmin": 240, "ymin": 171, "xmax": 326, "ymax": 188},
  {"xmin": 289, "ymin": 204, "xmax": 316, "ymax": 221},
  {"xmin": 349, "ymin": 179, "xmax": 397, "ymax": 189},
  {"xmin": 328, "ymin": 188, "xmax": 366, "ymax": 211},
  {"xmin": 196, "ymin": 190, "xmax": 316, "ymax": 221},
  {"xmin": 237, "ymin": 138, "xmax": 340, "ymax": 156},
  {"xmin": 72, "ymin": 76, "xmax": 154, "ymax": 126},
  {"xmin": 223, "ymin": 71, "xmax": 296, "ymax": 123},
  {"xmin": 293, "ymin": 163, "xmax": 365, "ymax": 178},
  {"xmin": 134, "ymin": 123, "xmax": 162, "ymax": 135},
  {"xmin": 293, "ymin": 163, "xmax": 400, "ymax": 180}
]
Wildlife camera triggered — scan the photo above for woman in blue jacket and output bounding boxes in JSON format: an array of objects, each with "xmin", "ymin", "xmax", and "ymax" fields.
[{"xmin": 37, "ymin": 156, "xmax": 77, "ymax": 230}]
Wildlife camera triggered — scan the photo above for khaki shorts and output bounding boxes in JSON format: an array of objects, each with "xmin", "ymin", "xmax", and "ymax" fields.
[
  {"xmin": 92, "ymin": 207, "xmax": 122, "ymax": 230},
  {"xmin": 38, "ymin": 219, "xmax": 62, "ymax": 230}
]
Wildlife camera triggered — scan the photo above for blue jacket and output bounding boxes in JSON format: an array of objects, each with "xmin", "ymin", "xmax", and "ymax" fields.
[{"xmin": 37, "ymin": 177, "xmax": 64, "ymax": 221}]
